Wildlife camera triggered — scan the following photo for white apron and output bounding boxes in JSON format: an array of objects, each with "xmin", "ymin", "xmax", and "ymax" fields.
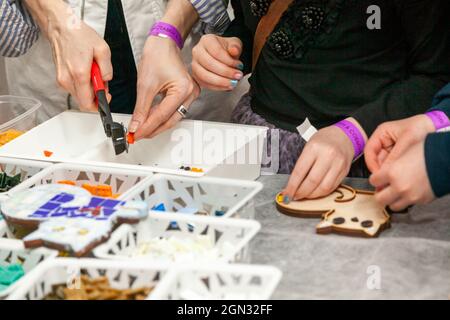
[{"xmin": 4, "ymin": 0, "xmax": 248, "ymax": 123}]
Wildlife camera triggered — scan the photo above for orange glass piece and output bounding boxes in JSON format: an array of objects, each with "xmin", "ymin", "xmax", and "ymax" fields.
[
  {"xmin": 58, "ymin": 180, "xmax": 76, "ymax": 186},
  {"xmin": 43, "ymin": 150, "xmax": 53, "ymax": 157},
  {"xmin": 0, "ymin": 129, "xmax": 23, "ymax": 147},
  {"xmin": 127, "ymin": 132, "xmax": 135, "ymax": 145},
  {"xmin": 58, "ymin": 181, "xmax": 119, "ymax": 199},
  {"xmin": 96, "ymin": 185, "xmax": 114, "ymax": 198},
  {"xmin": 81, "ymin": 183, "xmax": 96, "ymax": 195},
  {"xmin": 81, "ymin": 183, "xmax": 113, "ymax": 197}
]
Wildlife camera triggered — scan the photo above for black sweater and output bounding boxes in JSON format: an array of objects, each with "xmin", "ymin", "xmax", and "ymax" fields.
[{"xmin": 225, "ymin": 0, "xmax": 450, "ymax": 135}]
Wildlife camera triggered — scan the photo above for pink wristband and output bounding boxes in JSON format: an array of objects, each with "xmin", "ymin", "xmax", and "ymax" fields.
[
  {"xmin": 425, "ymin": 110, "xmax": 450, "ymax": 131},
  {"xmin": 334, "ymin": 120, "xmax": 366, "ymax": 159},
  {"xmin": 149, "ymin": 21, "xmax": 184, "ymax": 49}
]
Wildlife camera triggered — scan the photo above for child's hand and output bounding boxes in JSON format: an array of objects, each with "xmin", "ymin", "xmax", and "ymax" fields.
[
  {"xmin": 282, "ymin": 123, "xmax": 359, "ymax": 201},
  {"xmin": 369, "ymin": 140, "xmax": 435, "ymax": 211},
  {"xmin": 365, "ymin": 115, "xmax": 435, "ymax": 173},
  {"xmin": 192, "ymin": 34, "xmax": 244, "ymax": 91}
]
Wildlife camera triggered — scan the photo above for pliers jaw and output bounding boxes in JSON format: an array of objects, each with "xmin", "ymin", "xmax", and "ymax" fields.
[
  {"xmin": 96, "ymin": 90, "xmax": 113, "ymax": 138},
  {"xmin": 91, "ymin": 62, "xmax": 129, "ymax": 156},
  {"xmin": 110, "ymin": 122, "xmax": 128, "ymax": 155}
]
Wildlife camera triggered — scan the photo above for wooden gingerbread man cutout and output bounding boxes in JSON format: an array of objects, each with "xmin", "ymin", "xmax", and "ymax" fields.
[{"xmin": 276, "ymin": 185, "xmax": 391, "ymax": 238}]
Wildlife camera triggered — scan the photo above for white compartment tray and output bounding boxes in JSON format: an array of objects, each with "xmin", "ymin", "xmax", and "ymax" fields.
[
  {"xmin": 6, "ymin": 258, "xmax": 169, "ymax": 300},
  {"xmin": 93, "ymin": 213, "xmax": 261, "ymax": 263},
  {"xmin": 7, "ymin": 258, "xmax": 282, "ymax": 300},
  {"xmin": 0, "ymin": 157, "xmax": 51, "ymax": 196},
  {"xmin": 0, "ymin": 220, "xmax": 13, "ymax": 240},
  {"xmin": 150, "ymin": 264, "xmax": 282, "ymax": 300},
  {"xmin": 0, "ymin": 239, "xmax": 57, "ymax": 298},
  {"xmin": 0, "ymin": 111, "xmax": 267, "ymax": 180},
  {"xmin": 7, "ymin": 162, "xmax": 152, "ymax": 199},
  {"xmin": 122, "ymin": 174, "xmax": 263, "ymax": 219}
]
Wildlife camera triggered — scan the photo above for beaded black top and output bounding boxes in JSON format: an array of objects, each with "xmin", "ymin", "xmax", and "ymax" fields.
[{"xmin": 225, "ymin": 0, "xmax": 450, "ymax": 134}]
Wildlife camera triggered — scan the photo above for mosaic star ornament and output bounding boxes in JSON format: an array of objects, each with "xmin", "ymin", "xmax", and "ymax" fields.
[{"xmin": 1, "ymin": 184, "xmax": 148, "ymax": 256}]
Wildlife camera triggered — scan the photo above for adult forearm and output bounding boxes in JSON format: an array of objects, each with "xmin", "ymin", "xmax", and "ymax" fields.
[
  {"xmin": 23, "ymin": 0, "xmax": 72, "ymax": 38},
  {"xmin": 161, "ymin": 0, "xmax": 199, "ymax": 40}
]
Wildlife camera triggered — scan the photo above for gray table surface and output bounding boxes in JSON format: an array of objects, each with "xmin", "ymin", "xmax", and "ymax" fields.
[{"xmin": 251, "ymin": 175, "xmax": 450, "ymax": 300}]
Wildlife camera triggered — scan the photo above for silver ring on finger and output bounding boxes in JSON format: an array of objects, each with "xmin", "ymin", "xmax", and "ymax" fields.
[{"xmin": 177, "ymin": 105, "xmax": 189, "ymax": 119}]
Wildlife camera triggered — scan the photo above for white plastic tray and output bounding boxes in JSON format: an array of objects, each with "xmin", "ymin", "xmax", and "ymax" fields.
[
  {"xmin": 7, "ymin": 258, "xmax": 282, "ymax": 300},
  {"xmin": 0, "ymin": 157, "xmax": 51, "ymax": 196},
  {"xmin": 0, "ymin": 111, "xmax": 267, "ymax": 180},
  {"xmin": 0, "ymin": 239, "xmax": 57, "ymax": 299},
  {"xmin": 93, "ymin": 213, "xmax": 261, "ymax": 263},
  {"xmin": 150, "ymin": 264, "xmax": 282, "ymax": 300},
  {"xmin": 6, "ymin": 258, "xmax": 171, "ymax": 300},
  {"xmin": 7, "ymin": 162, "xmax": 152, "ymax": 199},
  {"xmin": 0, "ymin": 220, "xmax": 14, "ymax": 240},
  {"xmin": 122, "ymin": 174, "xmax": 263, "ymax": 219}
]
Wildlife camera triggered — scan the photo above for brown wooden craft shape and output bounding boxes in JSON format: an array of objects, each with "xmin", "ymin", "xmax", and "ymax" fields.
[{"xmin": 276, "ymin": 185, "xmax": 390, "ymax": 238}]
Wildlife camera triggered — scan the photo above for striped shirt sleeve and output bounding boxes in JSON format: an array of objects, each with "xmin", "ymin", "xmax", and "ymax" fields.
[
  {"xmin": 0, "ymin": 0, "xmax": 39, "ymax": 57},
  {"xmin": 190, "ymin": 0, "xmax": 230, "ymax": 34}
]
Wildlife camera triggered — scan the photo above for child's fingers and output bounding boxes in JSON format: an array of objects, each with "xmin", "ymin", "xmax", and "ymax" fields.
[
  {"xmin": 196, "ymin": 46, "xmax": 243, "ymax": 81},
  {"xmin": 205, "ymin": 36, "xmax": 241, "ymax": 68},
  {"xmin": 192, "ymin": 61, "xmax": 236, "ymax": 91},
  {"xmin": 224, "ymin": 37, "xmax": 243, "ymax": 58},
  {"xmin": 195, "ymin": 79, "xmax": 236, "ymax": 92}
]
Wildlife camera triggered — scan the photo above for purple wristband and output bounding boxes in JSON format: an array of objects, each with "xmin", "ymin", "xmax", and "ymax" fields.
[
  {"xmin": 149, "ymin": 21, "xmax": 184, "ymax": 49},
  {"xmin": 334, "ymin": 120, "xmax": 366, "ymax": 159},
  {"xmin": 425, "ymin": 110, "xmax": 450, "ymax": 131}
]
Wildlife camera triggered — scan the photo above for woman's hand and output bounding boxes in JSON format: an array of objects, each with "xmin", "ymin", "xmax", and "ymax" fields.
[
  {"xmin": 50, "ymin": 21, "xmax": 112, "ymax": 112},
  {"xmin": 369, "ymin": 140, "xmax": 435, "ymax": 211},
  {"xmin": 129, "ymin": 36, "xmax": 200, "ymax": 140},
  {"xmin": 282, "ymin": 119, "xmax": 364, "ymax": 201},
  {"xmin": 192, "ymin": 34, "xmax": 244, "ymax": 91},
  {"xmin": 128, "ymin": 0, "xmax": 201, "ymax": 140},
  {"xmin": 365, "ymin": 115, "xmax": 435, "ymax": 173},
  {"xmin": 25, "ymin": 0, "xmax": 112, "ymax": 112}
]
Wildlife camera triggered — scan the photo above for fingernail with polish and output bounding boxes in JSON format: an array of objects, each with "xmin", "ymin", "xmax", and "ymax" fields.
[
  {"xmin": 237, "ymin": 63, "xmax": 244, "ymax": 71},
  {"xmin": 283, "ymin": 195, "xmax": 290, "ymax": 204},
  {"xmin": 230, "ymin": 80, "xmax": 239, "ymax": 88},
  {"xmin": 129, "ymin": 120, "xmax": 140, "ymax": 133},
  {"xmin": 234, "ymin": 72, "xmax": 243, "ymax": 80}
]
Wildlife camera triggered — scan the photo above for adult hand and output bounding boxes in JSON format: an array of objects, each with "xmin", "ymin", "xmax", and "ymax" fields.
[
  {"xmin": 24, "ymin": 0, "xmax": 112, "ymax": 111},
  {"xmin": 45, "ymin": 5, "xmax": 112, "ymax": 111},
  {"xmin": 365, "ymin": 115, "xmax": 435, "ymax": 173},
  {"xmin": 128, "ymin": 37, "xmax": 200, "ymax": 140},
  {"xmin": 192, "ymin": 34, "xmax": 244, "ymax": 91},
  {"xmin": 282, "ymin": 119, "xmax": 365, "ymax": 201},
  {"xmin": 369, "ymin": 140, "xmax": 435, "ymax": 211}
]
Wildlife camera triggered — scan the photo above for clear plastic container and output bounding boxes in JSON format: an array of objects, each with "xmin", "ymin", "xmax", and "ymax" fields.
[{"xmin": 0, "ymin": 95, "xmax": 41, "ymax": 147}]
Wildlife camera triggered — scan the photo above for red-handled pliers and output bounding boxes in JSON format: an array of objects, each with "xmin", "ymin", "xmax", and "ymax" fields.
[{"xmin": 91, "ymin": 61, "xmax": 128, "ymax": 155}]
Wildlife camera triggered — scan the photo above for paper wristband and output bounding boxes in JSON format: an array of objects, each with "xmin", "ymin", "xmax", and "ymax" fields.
[
  {"xmin": 296, "ymin": 118, "xmax": 318, "ymax": 142},
  {"xmin": 149, "ymin": 21, "xmax": 184, "ymax": 49},
  {"xmin": 425, "ymin": 110, "xmax": 450, "ymax": 131},
  {"xmin": 334, "ymin": 120, "xmax": 365, "ymax": 159}
]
